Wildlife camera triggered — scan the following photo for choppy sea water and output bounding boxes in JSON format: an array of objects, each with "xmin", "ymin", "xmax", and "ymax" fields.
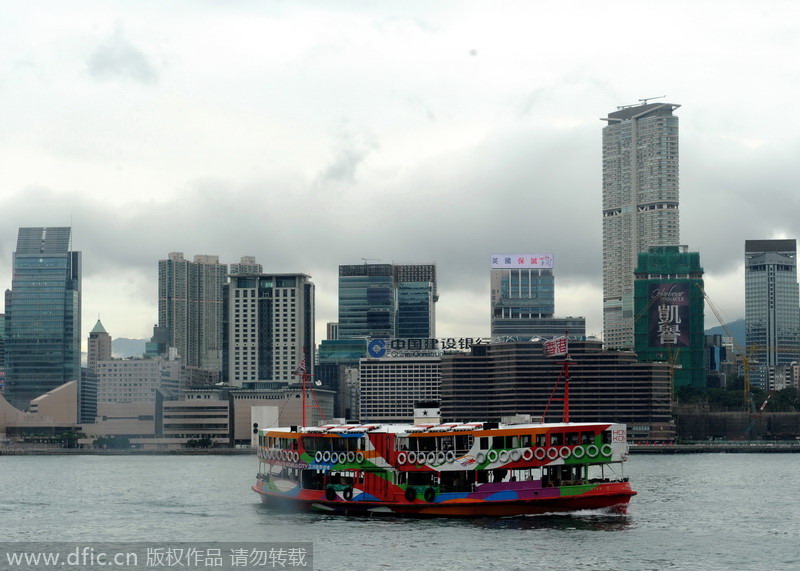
[{"xmin": 1, "ymin": 453, "xmax": 798, "ymax": 570}]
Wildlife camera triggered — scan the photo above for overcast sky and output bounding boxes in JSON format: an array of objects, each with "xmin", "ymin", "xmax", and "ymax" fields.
[{"xmin": 2, "ymin": 1, "xmax": 799, "ymax": 348}]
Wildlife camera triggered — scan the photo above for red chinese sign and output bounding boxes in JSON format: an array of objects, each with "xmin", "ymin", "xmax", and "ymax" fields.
[{"xmin": 544, "ymin": 336, "xmax": 568, "ymax": 357}]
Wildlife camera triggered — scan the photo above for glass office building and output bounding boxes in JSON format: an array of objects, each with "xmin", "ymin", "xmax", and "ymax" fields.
[
  {"xmin": 4, "ymin": 227, "xmax": 81, "ymax": 410},
  {"xmin": 745, "ymin": 239, "xmax": 800, "ymax": 390},
  {"xmin": 338, "ymin": 263, "xmax": 437, "ymax": 340},
  {"xmin": 490, "ymin": 255, "xmax": 585, "ymax": 340}
]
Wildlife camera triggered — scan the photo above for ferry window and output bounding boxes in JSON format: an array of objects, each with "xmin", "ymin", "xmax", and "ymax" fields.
[
  {"xmin": 511, "ymin": 436, "xmax": 520, "ymax": 448},
  {"xmin": 535, "ymin": 434, "xmax": 546, "ymax": 447},
  {"xmin": 601, "ymin": 431, "xmax": 612, "ymax": 444},
  {"xmin": 580, "ymin": 432, "xmax": 593, "ymax": 445},
  {"xmin": 550, "ymin": 433, "xmax": 563, "ymax": 446},
  {"xmin": 419, "ymin": 437, "xmax": 435, "ymax": 452},
  {"xmin": 480, "ymin": 437, "xmax": 489, "ymax": 450},
  {"xmin": 566, "ymin": 432, "xmax": 579, "ymax": 446},
  {"xmin": 455, "ymin": 435, "xmax": 473, "ymax": 451},
  {"xmin": 520, "ymin": 435, "xmax": 531, "ymax": 447},
  {"xmin": 396, "ymin": 437, "xmax": 409, "ymax": 451}
]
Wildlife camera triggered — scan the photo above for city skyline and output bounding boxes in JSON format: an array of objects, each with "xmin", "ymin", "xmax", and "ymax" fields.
[{"xmin": 1, "ymin": 2, "xmax": 799, "ymax": 346}]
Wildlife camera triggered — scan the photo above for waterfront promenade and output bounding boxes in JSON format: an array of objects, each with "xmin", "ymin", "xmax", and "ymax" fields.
[{"xmin": 630, "ymin": 441, "xmax": 800, "ymax": 454}]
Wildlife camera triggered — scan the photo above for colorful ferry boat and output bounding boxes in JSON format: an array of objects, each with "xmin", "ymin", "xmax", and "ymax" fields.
[{"xmin": 252, "ymin": 419, "xmax": 636, "ymax": 516}]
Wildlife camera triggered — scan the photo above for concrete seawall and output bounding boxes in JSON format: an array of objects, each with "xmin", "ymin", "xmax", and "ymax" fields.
[
  {"xmin": 631, "ymin": 443, "xmax": 800, "ymax": 454},
  {"xmin": 0, "ymin": 447, "xmax": 256, "ymax": 455}
]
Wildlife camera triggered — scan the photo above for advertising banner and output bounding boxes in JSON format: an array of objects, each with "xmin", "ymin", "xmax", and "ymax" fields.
[
  {"xmin": 491, "ymin": 254, "xmax": 554, "ymax": 269},
  {"xmin": 648, "ymin": 282, "xmax": 689, "ymax": 347}
]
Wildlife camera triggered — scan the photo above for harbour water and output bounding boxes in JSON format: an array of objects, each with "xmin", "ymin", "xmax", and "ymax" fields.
[{"xmin": 1, "ymin": 453, "xmax": 798, "ymax": 570}]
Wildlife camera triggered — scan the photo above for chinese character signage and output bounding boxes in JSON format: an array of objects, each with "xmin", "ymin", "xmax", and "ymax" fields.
[
  {"xmin": 490, "ymin": 253, "xmax": 554, "ymax": 269},
  {"xmin": 367, "ymin": 337, "xmax": 488, "ymax": 358},
  {"xmin": 648, "ymin": 283, "xmax": 689, "ymax": 347},
  {"xmin": 544, "ymin": 336, "xmax": 568, "ymax": 357}
]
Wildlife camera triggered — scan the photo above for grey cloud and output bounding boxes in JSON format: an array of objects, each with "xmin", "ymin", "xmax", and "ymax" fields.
[
  {"xmin": 87, "ymin": 29, "xmax": 158, "ymax": 85},
  {"xmin": 317, "ymin": 124, "xmax": 379, "ymax": 185}
]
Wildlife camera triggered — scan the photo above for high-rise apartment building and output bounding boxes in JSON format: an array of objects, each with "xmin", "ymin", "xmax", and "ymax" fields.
[
  {"xmin": 338, "ymin": 263, "xmax": 437, "ymax": 340},
  {"xmin": 745, "ymin": 239, "xmax": 800, "ymax": 390},
  {"xmin": 490, "ymin": 254, "xmax": 585, "ymax": 340},
  {"xmin": 223, "ymin": 273, "xmax": 315, "ymax": 386},
  {"xmin": 4, "ymin": 227, "xmax": 81, "ymax": 410},
  {"xmin": 602, "ymin": 101, "xmax": 681, "ymax": 349},
  {"xmin": 158, "ymin": 253, "xmax": 227, "ymax": 376},
  {"xmin": 229, "ymin": 256, "xmax": 263, "ymax": 276}
]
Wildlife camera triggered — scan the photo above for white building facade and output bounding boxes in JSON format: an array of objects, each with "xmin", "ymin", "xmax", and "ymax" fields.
[{"xmin": 602, "ymin": 101, "xmax": 681, "ymax": 349}]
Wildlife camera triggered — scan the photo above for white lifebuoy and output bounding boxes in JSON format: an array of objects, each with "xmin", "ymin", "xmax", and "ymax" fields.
[
  {"xmin": 587, "ymin": 445, "xmax": 599, "ymax": 458},
  {"xmin": 356, "ymin": 452, "xmax": 365, "ymax": 463},
  {"xmin": 436, "ymin": 451, "xmax": 446, "ymax": 465},
  {"xmin": 476, "ymin": 452, "xmax": 486, "ymax": 464},
  {"xmin": 559, "ymin": 446, "xmax": 571, "ymax": 459},
  {"xmin": 572, "ymin": 446, "xmax": 585, "ymax": 459},
  {"xmin": 397, "ymin": 452, "xmax": 408, "ymax": 465},
  {"xmin": 511, "ymin": 450, "xmax": 521, "ymax": 462},
  {"xmin": 601, "ymin": 444, "xmax": 613, "ymax": 457},
  {"xmin": 499, "ymin": 450, "xmax": 510, "ymax": 463},
  {"xmin": 322, "ymin": 450, "xmax": 332, "ymax": 462},
  {"xmin": 534, "ymin": 448, "xmax": 546, "ymax": 461},
  {"xmin": 427, "ymin": 451, "xmax": 437, "ymax": 464},
  {"xmin": 293, "ymin": 451, "xmax": 300, "ymax": 463},
  {"xmin": 346, "ymin": 451, "xmax": 356, "ymax": 463},
  {"xmin": 546, "ymin": 447, "xmax": 559, "ymax": 460},
  {"xmin": 487, "ymin": 450, "xmax": 499, "ymax": 463},
  {"xmin": 522, "ymin": 448, "xmax": 534, "ymax": 461},
  {"xmin": 407, "ymin": 451, "xmax": 417, "ymax": 464},
  {"xmin": 315, "ymin": 451, "xmax": 324, "ymax": 463},
  {"xmin": 446, "ymin": 450, "xmax": 456, "ymax": 464}
]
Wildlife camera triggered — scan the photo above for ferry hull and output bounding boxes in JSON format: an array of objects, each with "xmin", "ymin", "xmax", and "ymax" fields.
[{"xmin": 252, "ymin": 482, "xmax": 635, "ymax": 518}]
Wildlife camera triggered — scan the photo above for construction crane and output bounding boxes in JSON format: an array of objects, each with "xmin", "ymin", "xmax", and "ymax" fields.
[
  {"xmin": 696, "ymin": 284, "xmax": 752, "ymax": 410},
  {"xmin": 745, "ymin": 393, "xmax": 772, "ymax": 438}
]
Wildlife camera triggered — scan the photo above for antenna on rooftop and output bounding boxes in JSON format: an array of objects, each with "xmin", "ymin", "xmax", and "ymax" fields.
[{"xmin": 639, "ymin": 95, "xmax": 666, "ymax": 105}]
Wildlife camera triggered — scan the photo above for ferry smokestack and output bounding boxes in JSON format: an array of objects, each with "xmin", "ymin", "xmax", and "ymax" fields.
[{"xmin": 413, "ymin": 401, "xmax": 440, "ymax": 424}]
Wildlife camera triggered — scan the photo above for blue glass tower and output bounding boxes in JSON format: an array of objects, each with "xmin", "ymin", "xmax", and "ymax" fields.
[
  {"xmin": 4, "ymin": 227, "xmax": 81, "ymax": 410},
  {"xmin": 337, "ymin": 263, "xmax": 437, "ymax": 340}
]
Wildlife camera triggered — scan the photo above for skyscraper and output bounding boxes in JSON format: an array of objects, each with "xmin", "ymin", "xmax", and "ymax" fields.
[
  {"xmin": 490, "ymin": 253, "xmax": 585, "ymax": 340},
  {"xmin": 744, "ymin": 239, "xmax": 800, "ymax": 390},
  {"xmin": 223, "ymin": 273, "xmax": 315, "ymax": 386},
  {"xmin": 87, "ymin": 318, "xmax": 112, "ymax": 372},
  {"xmin": 338, "ymin": 263, "xmax": 437, "ymax": 340},
  {"xmin": 4, "ymin": 227, "xmax": 81, "ymax": 410},
  {"xmin": 602, "ymin": 101, "xmax": 681, "ymax": 349},
  {"xmin": 158, "ymin": 253, "xmax": 227, "ymax": 377}
]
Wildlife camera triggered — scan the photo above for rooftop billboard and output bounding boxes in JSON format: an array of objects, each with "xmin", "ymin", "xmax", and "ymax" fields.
[{"xmin": 491, "ymin": 254, "xmax": 554, "ymax": 269}]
